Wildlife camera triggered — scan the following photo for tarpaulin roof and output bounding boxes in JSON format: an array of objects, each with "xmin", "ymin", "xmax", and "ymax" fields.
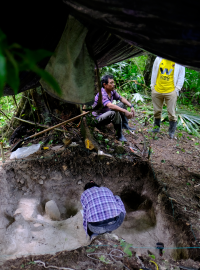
[{"xmin": 2, "ymin": 0, "xmax": 200, "ymax": 96}]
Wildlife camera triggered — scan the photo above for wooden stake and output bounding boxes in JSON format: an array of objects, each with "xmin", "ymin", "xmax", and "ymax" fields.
[{"xmin": 0, "ymin": 142, "xmax": 5, "ymax": 163}]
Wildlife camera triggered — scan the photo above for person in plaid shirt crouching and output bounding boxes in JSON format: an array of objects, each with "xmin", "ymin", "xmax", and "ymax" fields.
[{"xmin": 81, "ymin": 180, "xmax": 126, "ymax": 240}]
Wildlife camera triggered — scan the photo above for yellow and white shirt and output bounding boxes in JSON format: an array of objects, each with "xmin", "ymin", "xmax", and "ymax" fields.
[
  {"xmin": 151, "ymin": 57, "xmax": 185, "ymax": 93},
  {"xmin": 155, "ymin": 59, "xmax": 175, "ymax": 93}
]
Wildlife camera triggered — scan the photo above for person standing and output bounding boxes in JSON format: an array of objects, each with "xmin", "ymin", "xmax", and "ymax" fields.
[{"xmin": 150, "ymin": 57, "xmax": 185, "ymax": 138}]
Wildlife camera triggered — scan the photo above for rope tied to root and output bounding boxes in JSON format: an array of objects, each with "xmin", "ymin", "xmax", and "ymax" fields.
[{"xmin": 34, "ymin": 260, "xmax": 75, "ymax": 270}]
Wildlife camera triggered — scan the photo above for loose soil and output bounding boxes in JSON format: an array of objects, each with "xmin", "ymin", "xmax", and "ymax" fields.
[
  {"xmin": 0, "ymin": 112, "xmax": 200, "ymax": 269},
  {"xmin": 2, "ymin": 234, "xmax": 200, "ymax": 270}
]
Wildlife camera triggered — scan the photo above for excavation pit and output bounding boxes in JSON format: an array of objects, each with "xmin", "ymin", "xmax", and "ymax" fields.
[{"xmin": 0, "ymin": 148, "xmax": 196, "ymax": 265}]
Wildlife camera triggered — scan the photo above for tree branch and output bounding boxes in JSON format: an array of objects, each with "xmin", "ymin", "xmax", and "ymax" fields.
[
  {"xmin": 14, "ymin": 117, "xmax": 65, "ymax": 132},
  {"xmin": 0, "ymin": 109, "xmax": 11, "ymax": 120},
  {"xmin": 119, "ymin": 80, "xmax": 150, "ymax": 90}
]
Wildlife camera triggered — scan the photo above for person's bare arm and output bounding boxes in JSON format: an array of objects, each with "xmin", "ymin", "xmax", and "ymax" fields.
[
  {"xmin": 120, "ymin": 97, "xmax": 131, "ymax": 107},
  {"xmin": 106, "ymin": 102, "xmax": 133, "ymax": 119},
  {"xmin": 120, "ymin": 97, "xmax": 135, "ymax": 117}
]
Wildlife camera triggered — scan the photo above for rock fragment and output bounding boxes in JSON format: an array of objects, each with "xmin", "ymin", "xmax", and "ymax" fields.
[
  {"xmin": 51, "ymin": 172, "xmax": 62, "ymax": 181},
  {"xmin": 45, "ymin": 200, "xmax": 60, "ymax": 220},
  {"xmin": 20, "ymin": 179, "xmax": 25, "ymax": 184}
]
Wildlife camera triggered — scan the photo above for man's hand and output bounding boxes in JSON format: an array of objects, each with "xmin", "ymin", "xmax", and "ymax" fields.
[
  {"xmin": 151, "ymin": 85, "xmax": 155, "ymax": 91},
  {"xmin": 125, "ymin": 110, "xmax": 133, "ymax": 119},
  {"xmin": 130, "ymin": 107, "xmax": 135, "ymax": 117},
  {"xmin": 120, "ymin": 97, "xmax": 135, "ymax": 117},
  {"xmin": 175, "ymin": 87, "xmax": 179, "ymax": 96}
]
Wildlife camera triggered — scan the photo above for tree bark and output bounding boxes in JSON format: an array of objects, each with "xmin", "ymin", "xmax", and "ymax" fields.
[{"xmin": 143, "ymin": 53, "xmax": 156, "ymax": 87}]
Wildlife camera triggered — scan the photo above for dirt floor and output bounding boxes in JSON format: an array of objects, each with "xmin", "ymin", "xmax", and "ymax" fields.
[
  {"xmin": 0, "ymin": 111, "xmax": 200, "ymax": 269},
  {"xmin": 2, "ymin": 233, "xmax": 200, "ymax": 270}
]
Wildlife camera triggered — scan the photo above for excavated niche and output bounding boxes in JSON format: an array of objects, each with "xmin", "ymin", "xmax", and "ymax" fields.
[{"xmin": 0, "ymin": 151, "xmax": 193, "ymax": 264}]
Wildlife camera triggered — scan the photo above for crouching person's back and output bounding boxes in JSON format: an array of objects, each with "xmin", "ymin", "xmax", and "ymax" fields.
[{"xmin": 81, "ymin": 180, "xmax": 126, "ymax": 240}]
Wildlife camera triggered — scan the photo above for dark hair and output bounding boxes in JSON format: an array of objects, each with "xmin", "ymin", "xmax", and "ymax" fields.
[
  {"xmin": 101, "ymin": 74, "xmax": 114, "ymax": 88},
  {"xmin": 84, "ymin": 181, "xmax": 100, "ymax": 191}
]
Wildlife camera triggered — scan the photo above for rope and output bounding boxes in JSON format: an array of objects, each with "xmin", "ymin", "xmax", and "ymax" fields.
[
  {"xmin": 34, "ymin": 260, "xmax": 75, "ymax": 270},
  {"xmin": 88, "ymin": 244, "xmax": 200, "ymax": 249},
  {"xmin": 87, "ymin": 249, "xmax": 130, "ymax": 270},
  {"xmin": 150, "ymin": 260, "xmax": 159, "ymax": 270}
]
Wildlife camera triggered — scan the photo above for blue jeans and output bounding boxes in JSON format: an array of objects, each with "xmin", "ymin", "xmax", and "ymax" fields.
[{"xmin": 87, "ymin": 212, "xmax": 125, "ymax": 235}]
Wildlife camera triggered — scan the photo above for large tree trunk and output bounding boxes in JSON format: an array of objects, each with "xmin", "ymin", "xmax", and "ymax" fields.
[
  {"xmin": 143, "ymin": 53, "xmax": 156, "ymax": 87},
  {"xmin": 2, "ymin": 85, "xmax": 81, "ymax": 144}
]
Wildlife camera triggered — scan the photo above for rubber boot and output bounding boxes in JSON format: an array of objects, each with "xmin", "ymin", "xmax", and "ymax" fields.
[
  {"xmin": 114, "ymin": 123, "xmax": 127, "ymax": 142},
  {"xmin": 121, "ymin": 113, "xmax": 136, "ymax": 130},
  {"xmin": 169, "ymin": 121, "xmax": 177, "ymax": 139},
  {"xmin": 150, "ymin": 118, "xmax": 161, "ymax": 133}
]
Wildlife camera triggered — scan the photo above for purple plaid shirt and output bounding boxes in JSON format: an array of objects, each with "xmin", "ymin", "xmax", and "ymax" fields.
[
  {"xmin": 92, "ymin": 87, "xmax": 121, "ymax": 117},
  {"xmin": 81, "ymin": 187, "xmax": 126, "ymax": 235}
]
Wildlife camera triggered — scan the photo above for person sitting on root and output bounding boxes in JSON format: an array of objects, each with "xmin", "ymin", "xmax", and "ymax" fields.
[
  {"xmin": 92, "ymin": 74, "xmax": 135, "ymax": 142},
  {"xmin": 150, "ymin": 57, "xmax": 185, "ymax": 139},
  {"xmin": 81, "ymin": 180, "xmax": 126, "ymax": 240}
]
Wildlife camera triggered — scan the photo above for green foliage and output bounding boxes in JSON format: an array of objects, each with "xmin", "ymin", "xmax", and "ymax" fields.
[
  {"xmin": 140, "ymin": 103, "xmax": 200, "ymax": 137},
  {"xmin": 178, "ymin": 68, "xmax": 200, "ymax": 106},
  {"xmin": 0, "ymin": 93, "xmax": 22, "ymax": 129},
  {"xmin": 148, "ymin": 254, "xmax": 155, "ymax": 260},
  {"xmin": 97, "ymin": 133, "xmax": 103, "ymax": 140},
  {"xmin": 99, "ymin": 255, "xmax": 111, "ymax": 264},
  {"xmin": 28, "ymin": 261, "xmax": 36, "ymax": 265},
  {"xmin": 100, "ymin": 56, "xmax": 147, "ymax": 97},
  {"xmin": 120, "ymin": 239, "xmax": 133, "ymax": 257},
  {"xmin": 184, "ymin": 68, "xmax": 200, "ymax": 95},
  {"xmin": 86, "ymin": 248, "xmax": 95, "ymax": 253},
  {"xmin": 0, "ymin": 29, "xmax": 61, "ymax": 97},
  {"xmin": 27, "ymin": 143, "xmax": 32, "ymax": 146}
]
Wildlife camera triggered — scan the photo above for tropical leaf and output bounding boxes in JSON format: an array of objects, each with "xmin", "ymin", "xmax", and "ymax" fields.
[
  {"xmin": 0, "ymin": 34, "xmax": 6, "ymax": 96},
  {"xmin": 131, "ymin": 93, "xmax": 144, "ymax": 103},
  {"xmin": 0, "ymin": 29, "xmax": 61, "ymax": 97},
  {"xmin": 5, "ymin": 50, "xmax": 20, "ymax": 94},
  {"xmin": 193, "ymin": 91, "xmax": 200, "ymax": 97},
  {"xmin": 32, "ymin": 66, "xmax": 61, "ymax": 95},
  {"xmin": 0, "ymin": 49, "xmax": 6, "ymax": 96},
  {"xmin": 24, "ymin": 49, "xmax": 52, "ymax": 64},
  {"xmin": 175, "ymin": 109, "xmax": 200, "ymax": 137}
]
